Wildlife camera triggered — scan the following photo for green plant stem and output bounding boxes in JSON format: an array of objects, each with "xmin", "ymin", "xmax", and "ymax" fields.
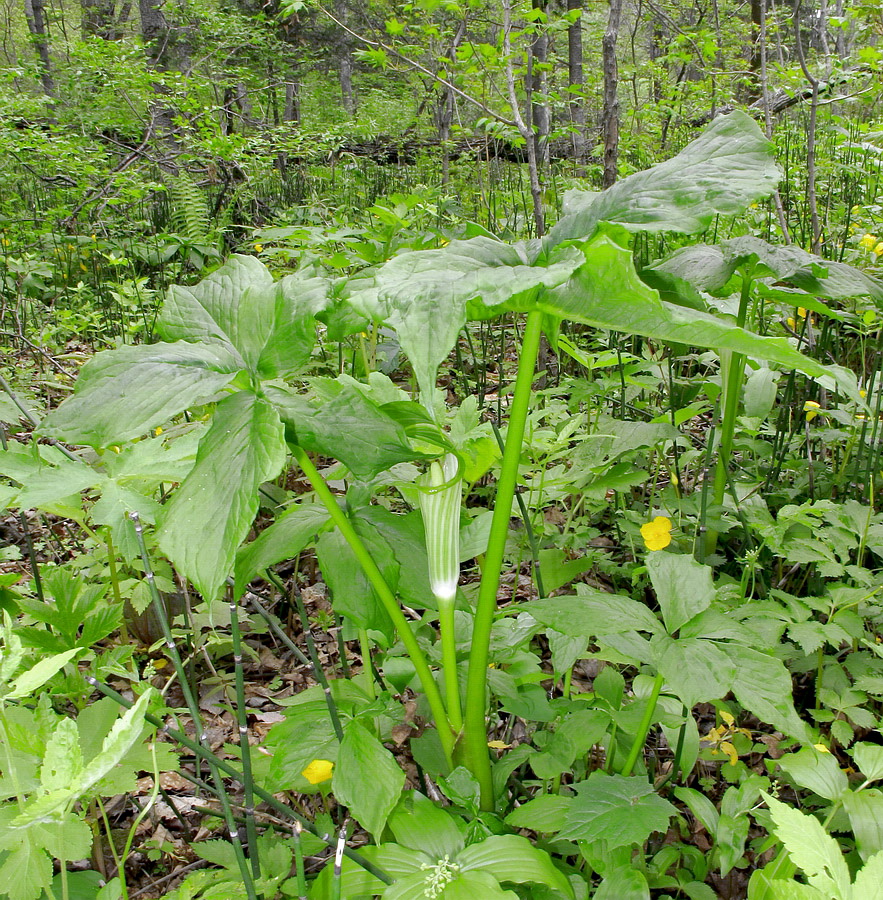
[
  {"xmin": 705, "ymin": 269, "xmax": 754, "ymax": 556},
  {"xmin": 620, "ymin": 670, "xmax": 666, "ymax": 778},
  {"xmin": 292, "ymin": 822, "xmax": 308, "ymax": 899},
  {"xmin": 491, "ymin": 421, "xmax": 545, "ymax": 597},
  {"xmin": 438, "ymin": 599, "xmax": 463, "ymax": 734},
  {"xmin": 229, "ymin": 592, "xmax": 262, "ymax": 883},
  {"xmin": 290, "ymin": 444, "xmax": 455, "ymax": 767},
  {"xmin": 462, "ymin": 309, "xmax": 543, "ymax": 810},
  {"xmin": 128, "ymin": 513, "xmax": 259, "ymax": 900},
  {"xmin": 82, "ymin": 672, "xmax": 394, "ymax": 885}
]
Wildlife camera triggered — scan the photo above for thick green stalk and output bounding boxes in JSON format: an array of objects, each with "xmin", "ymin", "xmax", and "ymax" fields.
[
  {"xmin": 705, "ymin": 270, "xmax": 754, "ymax": 556},
  {"xmin": 290, "ymin": 444, "xmax": 455, "ymax": 767},
  {"xmin": 438, "ymin": 599, "xmax": 462, "ymax": 733},
  {"xmin": 620, "ymin": 670, "xmax": 665, "ymax": 777},
  {"xmin": 462, "ymin": 309, "xmax": 544, "ymax": 810}
]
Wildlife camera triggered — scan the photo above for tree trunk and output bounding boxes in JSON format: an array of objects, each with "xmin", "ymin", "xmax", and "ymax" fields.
[
  {"xmin": 794, "ymin": 1, "xmax": 822, "ymax": 252},
  {"xmin": 566, "ymin": 0, "xmax": 587, "ymax": 169},
  {"xmin": 528, "ymin": 0, "xmax": 550, "ymax": 168},
  {"xmin": 284, "ymin": 78, "xmax": 301, "ymax": 125},
  {"xmin": 139, "ymin": 0, "xmax": 191, "ymax": 169},
  {"xmin": 437, "ymin": 19, "xmax": 466, "ymax": 186},
  {"xmin": 748, "ymin": 0, "xmax": 763, "ymax": 100},
  {"xmin": 139, "ymin": 0, "xmax": 190, "ymax": 71},
  {"xmin": 601, "ymin": 0, "xmax": 622, "ymax": 188},
  {"xmin": 23, "ymin": 0, "xmax": 54, "ymax": 96},
  {"xmin": 502, "ymin": 0, "xmax": 544, "ymax": 236},
  {"xmin": 81, "ymin": 0, "xmax": 120, "ymax": 39},
  {"xmin": 334, "ymin": 0, "xmax": 355, "ymax": 116},
  {"xmin": 833, "ymin": 0, "xmax": 848, "ymax": 58}
]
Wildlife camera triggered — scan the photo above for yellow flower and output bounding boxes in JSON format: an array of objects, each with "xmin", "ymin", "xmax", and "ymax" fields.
[
  {"xmin": 302, "ymin": 759, "xmax": 334, "ymax": 785},
  {"xmin": 813, "ymin": 743, "xmax": 831, "ymax": 753},
  {"xmin": 787, "ymin": 317, "xmax": 796, "ymax": 330},
  {"xmin": 640, "ymin": 516, "xmax": 673, "ymax": 551},
  {"xmin": 860, "ymin": 233, "xmax": 878, "ymax": 251},
  {"xmin": 154, "ymin": 426, "xmax": 163, "ymax": 436},
  {"xmin": 804, "ymin": 400, "xmax": 821, "ymax": 422},
  {"xmin": 701, "ymin": 711, "xmax": 752, "ymax": 766},
  {"xmin": 253, "ymin": 243, "xmax": 263, "ymax": 253},
  {"xmin": 875, "ymin": 243, "xmax": 883, "ymax": 256},
  {"xmin": 487, "ymin": 740, "xmax": 511, "ymax": 749}
]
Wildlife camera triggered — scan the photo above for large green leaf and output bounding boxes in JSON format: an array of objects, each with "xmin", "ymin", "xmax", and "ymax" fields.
[
  {"xmin": 646, "ymin": 552, "xmax": 716, "ymax": 635},
  {"xmin": 650, "ymin": 634, "xmax": 736, "ymax": 710},
  {"xmin": 0, "ymin": 838, "xmax": 52, "ymax": 900},
  {"xmin": 557, "ymin": 772, "xmax": 677, "ymax": 847},
  {"xmin": 843, "ymin": 790, "xmax": 883, "ymax": 863},
  {"xmin": 233, "ymin": 502, "xmax": 330, "ymax": 598},
  {"xmin": 0, "ymin": 443, "xmax": 96, "ymax": 511},
  {"xmin": 778, "ymin": 747, "xmax": 848, "ymax": 802},
  {"xmin": 269, "ymin": 380, "xmax": 430, "ymax": 479},
  {"xmin": 520, "ymin": 584, "xmax": 661, "ymax": 637},
  {"xmin": 264, "ymin": 698, "xmax": 339, "ymax": 792},
  {"xmin": 316, "ymin": 527, "xmax": 396, "ymax": 640},
  {"xmin": 504, "ymin": 795, "xmax": 571, "ymax": 834},
  {"xmin": 539, "ymin": 227, "xmax": 860, "ymax": 401},
  {"xmin": 40, "ymin": 342, "xmax": 242, "ymax": 446},
  {"xmin": 355, "ymin": 507, "xmax": 434, "ymax": 611},
  {"xmin": 764, "ymin": 882, "xmax": 825, "ymax": 900},
  {"xmin": 852, "ymin": 850, "xmax": 883, "ymax": 900},
  {"xmin": 439, "ymin": 872, "xmax": 520, "ymax": 900},
  {"xmin": 157, "ymin": 391, "xmax": 287, "ymax": 601},
  {"xmin": 648, "ymin": 235, "xmax": 883, "ymax": 302},
  {"xmin": 388, "ymin": 792, "xmax": 465, "ymax": 860},
  {"xmin": 345, "ymin": 238, "xmax": 581, "ymax": 398},
  {"xmin": 333, "ymin": 720, "xmax": 404, "ymax": 837},
  {"xmin": 159, "ymin": 256, "xmax": 324, "ymax": 378},
  {"xmin": 457, "ymin": 835, "xmax": 574, "ymax": 897},
  {"xmin": 593, "ymin": 867, "xmax": 650, "ymax": 900},
  {"xmin": 853, "ymin": 743, "xmax": 883, "ymax": 783},
  {"xmin": 726, "ymin": 645, "xmax": 813, "ymax": 743},
  {"xmin": 547, "ymin": 110, "xmax": 780, "ymax": 247},
  {"xmin": 159, "ymin": 254, "xmax": 273, "ymax": 350},
  {"xmin": 764, "ymin": 794, "xmax": 851, "ymax": 900}
]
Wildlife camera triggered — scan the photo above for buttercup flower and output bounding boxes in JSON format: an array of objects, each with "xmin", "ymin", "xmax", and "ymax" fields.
[
  {"xmin": 860, "ymin": 233, "xmax": 878, "ymax": 251},
  {"xmin": 804, "ymin": 400, "xmax": 821, "ymax": 422},
  {"xmin": 641, "ymin": 516, "xmax": 673, "ymax": 551},
  {"xmin": 301, "ymin": 759, "xmax": 334, "ymax": 785},
  {"xmin": 253, "ymin": 243, "xmax": 263, "ymax": 253}
]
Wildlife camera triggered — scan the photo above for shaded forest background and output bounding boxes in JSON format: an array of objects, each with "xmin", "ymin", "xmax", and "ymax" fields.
[{"xmin": 2, "ymin": 0, "xmax": 882, "ymax": 314}]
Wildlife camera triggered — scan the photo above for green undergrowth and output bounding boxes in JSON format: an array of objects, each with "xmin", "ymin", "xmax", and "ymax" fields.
[{"xmin": 5, "ymin": 112, "xmax": 883, "ymax": 900}]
